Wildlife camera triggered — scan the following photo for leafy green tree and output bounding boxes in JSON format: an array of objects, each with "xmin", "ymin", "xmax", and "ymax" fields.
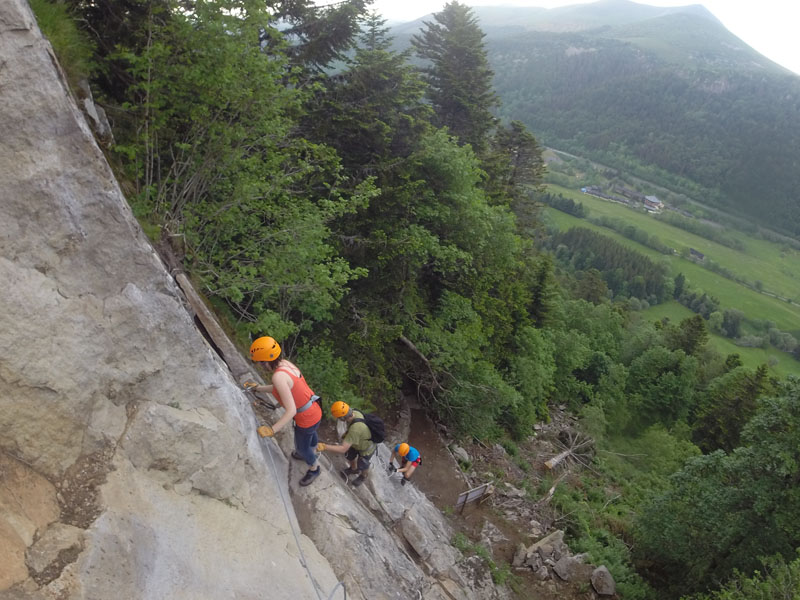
[
  {"xmin": 118, "ymin": 0, "xmax": 376, "ymax": 337},
  {"xmin": 590, "ymin": 362, "xmax": 630, "ymax": 432},
  {"xmin": 550, "ymin": 327, "xmax": 594, "ymax": 406},
  {"xmin": 322, "ymin": 124, "xmax": 541, "ymax": 435},
  {"xmin": 393, "ymin": 130, "xmax": 534, "ymax": 389},
  {"xmin": 724, "ymin": 353, "xmax": 743, "ymax": 371},
  {"xmin": 708, "ymin": 310, "xmax": 724, "ymax": 334},
  {"xmin": 412, "ymin": 1, "xmax": 498, "ymax": 155},
  {"xmin": 575, "ymin": 268, "xmax": 609, "ymax": 304},
  {"xmin": 665, "ymin": 315, "xmax": 709, "ymax": 357},
  {"xmin": 687, "ymin": 553, "xmax": 800, "ymax": 600},
  {"xmin": 621, "ymin": 316, "xmax": 661, "ymax": 366},
  {"xmin": 722, "ymin": 308, "xmax": 744, "ymax": 338},
  {"xmin": 637, "ymin": 379, "xmax": 800, "ymax": 596},
  {"xmin": 626, "ymin": 346, "xmax": 698, "ymax": 430},
  {"xmin": 506, "ymin": 325, "xmax": 557, "ymax": 432},
  {"xmin": 548, "ymin": 300, "xmax": 624, "ymax": 407}
]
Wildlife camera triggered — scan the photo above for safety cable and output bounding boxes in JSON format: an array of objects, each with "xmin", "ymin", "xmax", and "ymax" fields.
[
  {"xmin": 326, "ymin": 581, "xmax": 347, "ymax": 600},
  {"xmin": 261, "ymin": 435, "xmax": 346, "ymax": 600}
]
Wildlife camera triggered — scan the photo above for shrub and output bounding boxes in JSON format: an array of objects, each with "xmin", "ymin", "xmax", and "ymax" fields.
[{"xmin": 30, "ymin": 0, "xmax": 96, "ymax": 89}]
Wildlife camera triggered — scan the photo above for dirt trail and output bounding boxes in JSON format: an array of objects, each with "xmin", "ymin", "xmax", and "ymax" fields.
[
  {"xmin": 402, "ymin": 407, "xmax": 600, "ymax": 600},
  {"xmin": 406, "ymin": 409, "xmax": 469, "ymax": 509}
]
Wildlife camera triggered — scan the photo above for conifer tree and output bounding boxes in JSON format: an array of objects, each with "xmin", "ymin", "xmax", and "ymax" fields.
[
  {"xmin": 267, "ymin": 0, "xmax": 370, "ymax": 72},
  {"xmin": 485, "ymin": 120, "xmax": 546, "ymax": 204},
  {"xmin": 304, "ymin": 12, "xmax": 431, "ymax": 174},
  {"xmin": 411, "ymin": 1, "xmax": 498, "ymax": 155},
  {"xmin": 691, "ymin": 364, "xmax": 772, "ymax": 453}
]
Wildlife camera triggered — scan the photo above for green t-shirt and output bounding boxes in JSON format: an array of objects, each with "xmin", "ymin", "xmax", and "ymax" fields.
[{"xmin": 344, "ymin": 410, "xmax": 376, "ymax": 454}]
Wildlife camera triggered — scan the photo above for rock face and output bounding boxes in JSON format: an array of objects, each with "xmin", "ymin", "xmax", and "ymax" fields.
[
  {"xmin": 0, "ymin": 2, "xmax": 338, "ymax": 597},
  {"xmin": 279, "ymin": 438, "xmax": 509, "ymax": 600},
  {"xmin": 0, "ymin": 2, "xmax": 506, "ymax": 599}
]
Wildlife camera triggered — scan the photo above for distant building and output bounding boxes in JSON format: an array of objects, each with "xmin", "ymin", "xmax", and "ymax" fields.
[
  {"xmin": 612, "ymin": 184, "xmax": 645, "ymax": 202},
  {"xmin": 644, "ymin": 195, "xmax": 663, "ymax": 212},
  {"xmin": 689, "ymin": 248, "xmax": 705, "ymax": 261}
]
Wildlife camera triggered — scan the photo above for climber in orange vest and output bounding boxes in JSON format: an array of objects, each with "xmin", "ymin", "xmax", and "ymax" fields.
[{"xmin": 247, "ymin": 336, "xmax": 322, "ymax": 486}]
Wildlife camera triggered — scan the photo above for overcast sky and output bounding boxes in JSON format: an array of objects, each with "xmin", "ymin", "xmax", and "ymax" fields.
[{"xmin": 367, "ymin": 0, "xmax": 800, "ymax": 76}]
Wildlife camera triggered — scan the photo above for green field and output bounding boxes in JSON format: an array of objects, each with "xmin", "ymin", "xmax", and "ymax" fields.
[
  {"xmin": 542, "ymin": 185, "xmax": 800, "ymax": 376},
  {"xmin": 548, "ymin": 185, "xmax": 800, "ymax": 302},
  {"xmin": 544, "ymin": 185, "xmax": 800, "ymax": 334},
  {"xmin": 638, "ymin": 301, "xmax": 800, "ymax": 378}
]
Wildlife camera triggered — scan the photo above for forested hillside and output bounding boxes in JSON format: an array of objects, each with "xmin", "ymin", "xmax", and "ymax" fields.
[
  {"xmin": 41, "ymin": 0, "xmax": 800, "ymax": 598},
  {"xmin": 488, "ymin": 4, "xmax": 800, "ymax": 236},
  {"xmin": 395, "ymin": 0, "xmax": 800, "ymax": 237}
]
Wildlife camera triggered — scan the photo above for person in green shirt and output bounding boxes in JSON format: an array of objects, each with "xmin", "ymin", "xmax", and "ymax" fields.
[{"xmin": 317, "ymin": 401, "xmax": 376, "ymax": 487}]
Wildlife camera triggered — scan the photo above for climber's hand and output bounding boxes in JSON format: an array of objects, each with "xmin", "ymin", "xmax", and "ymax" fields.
[
  {"xmin": 243, "ymin": 381, "xmax": 259, "ymax": 391},
  {"xmin": 257, "ymin": 425, "xmax": 274, "ymax": 438},
  {"xmin": 316, "ymin": 442, "xmax": 327, "ymax": 452},
  {"xmin": 388, "ymin": 463, "xmax": 397, "ymax": 473}
]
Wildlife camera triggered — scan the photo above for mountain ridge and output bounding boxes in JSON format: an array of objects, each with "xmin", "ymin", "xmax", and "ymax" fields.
[{"xmin": 391, "ymin": 1, "xmax": 800, "ymax": 237}]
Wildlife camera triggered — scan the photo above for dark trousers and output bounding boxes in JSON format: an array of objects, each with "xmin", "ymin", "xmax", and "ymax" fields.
[
  {"xmin": 345, "ymin": 447, "xmax": 374, "ymax": 472},
  {"xmin": 294, "ymin": 420, "xmax": 320, "ymax": 467}
]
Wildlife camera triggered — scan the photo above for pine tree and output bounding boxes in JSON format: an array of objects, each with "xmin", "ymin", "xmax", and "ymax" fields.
[
  {"xmin": 303, "ymin": 12, "xmax": 431, "ymax": 174},
  {"xmin": 267, "ymin": 0, "xmax": 370, "ymax": 72},
  {"xmin": 691, "ymin": 364, "xmax": 773, "ymax": 453},
  {"xmin": 485, "ymin": 120, "xmax": 546, "ymax": 204},
  {"xmin": 411, "ymin": 1, "xmax": 498, "ymax": 155}
]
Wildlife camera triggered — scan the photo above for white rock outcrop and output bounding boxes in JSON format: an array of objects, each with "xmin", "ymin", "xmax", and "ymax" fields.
[{"xmin": 0, "ymin": 1, "xmax": 338, "ymax": 597}]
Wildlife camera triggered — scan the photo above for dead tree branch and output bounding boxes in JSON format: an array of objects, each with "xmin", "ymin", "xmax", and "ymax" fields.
[{"xmin": 398, "ymin": 335, "xmax": 444, "ymax": 392}]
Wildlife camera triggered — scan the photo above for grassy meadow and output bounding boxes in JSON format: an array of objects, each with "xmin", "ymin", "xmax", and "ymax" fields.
[
  {"xmin": 637, "ymin": 301, "xmax": 800, "ymax": 378},
  {"xmin": 542, "ymin": 184, "xmax": 800, "ymax": 376},
  {"xmin": 548, "ymin": 185, "xmax": 800, "ymax": 303}
]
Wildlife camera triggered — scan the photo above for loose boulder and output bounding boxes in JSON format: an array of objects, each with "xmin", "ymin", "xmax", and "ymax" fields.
[{"xmin": 592, "ymin": 565, "xmax": 617, "ymax": 596}]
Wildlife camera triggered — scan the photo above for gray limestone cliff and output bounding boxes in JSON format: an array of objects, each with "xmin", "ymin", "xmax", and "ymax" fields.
[{"xmin": 0, "ymin": 1, "xmax": 506, "ymax": 599}]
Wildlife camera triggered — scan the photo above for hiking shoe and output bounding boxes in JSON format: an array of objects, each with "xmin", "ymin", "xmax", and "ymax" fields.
[
  {"xmin": 291, "ymin": 451, "xmax": 304, "ymax": 461},
  {"xmin": 343, "ymin": 467, "xmax": 359, "ymax": 476},
  {"xmin": 299, "ymin": 468, "xmax": 320, "ymax": 486},
  {"xmin": 400, "ymin": 478, "xmax": 408, "ymax": 487},
  {"xmin": 351, "ymin": 474, "xmax": 366, "ymax": 487}
]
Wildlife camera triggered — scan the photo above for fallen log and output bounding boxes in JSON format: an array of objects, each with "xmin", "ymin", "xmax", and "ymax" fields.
[{"xmin": 545, "ymin": 449, "xmax": 571, "ymax": 470}]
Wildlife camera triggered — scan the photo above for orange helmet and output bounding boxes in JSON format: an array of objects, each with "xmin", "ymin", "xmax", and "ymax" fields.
[
  {"xmin": 397, "ymin": 443, "xmax": 410, "ymax": 457},
  {"xmin": 250, "ymin": 336, "xmax": 281, "ymax": 362},
  {"xmin": 331, "ymin": 401, "xmax": 350, "ymax": 419}
]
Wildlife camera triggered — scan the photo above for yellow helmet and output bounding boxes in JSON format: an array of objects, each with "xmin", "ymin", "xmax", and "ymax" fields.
[
  {"xmin": 331, "ymin": 401, "xmax": 350, "ymax": 419},
  {"xmin": 250, "ymin": 336, "xmax": 281, "ymax": 362},
  {"xmin": 398, "ymin": 443, "xmax": 410, "ymax": 457}
]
